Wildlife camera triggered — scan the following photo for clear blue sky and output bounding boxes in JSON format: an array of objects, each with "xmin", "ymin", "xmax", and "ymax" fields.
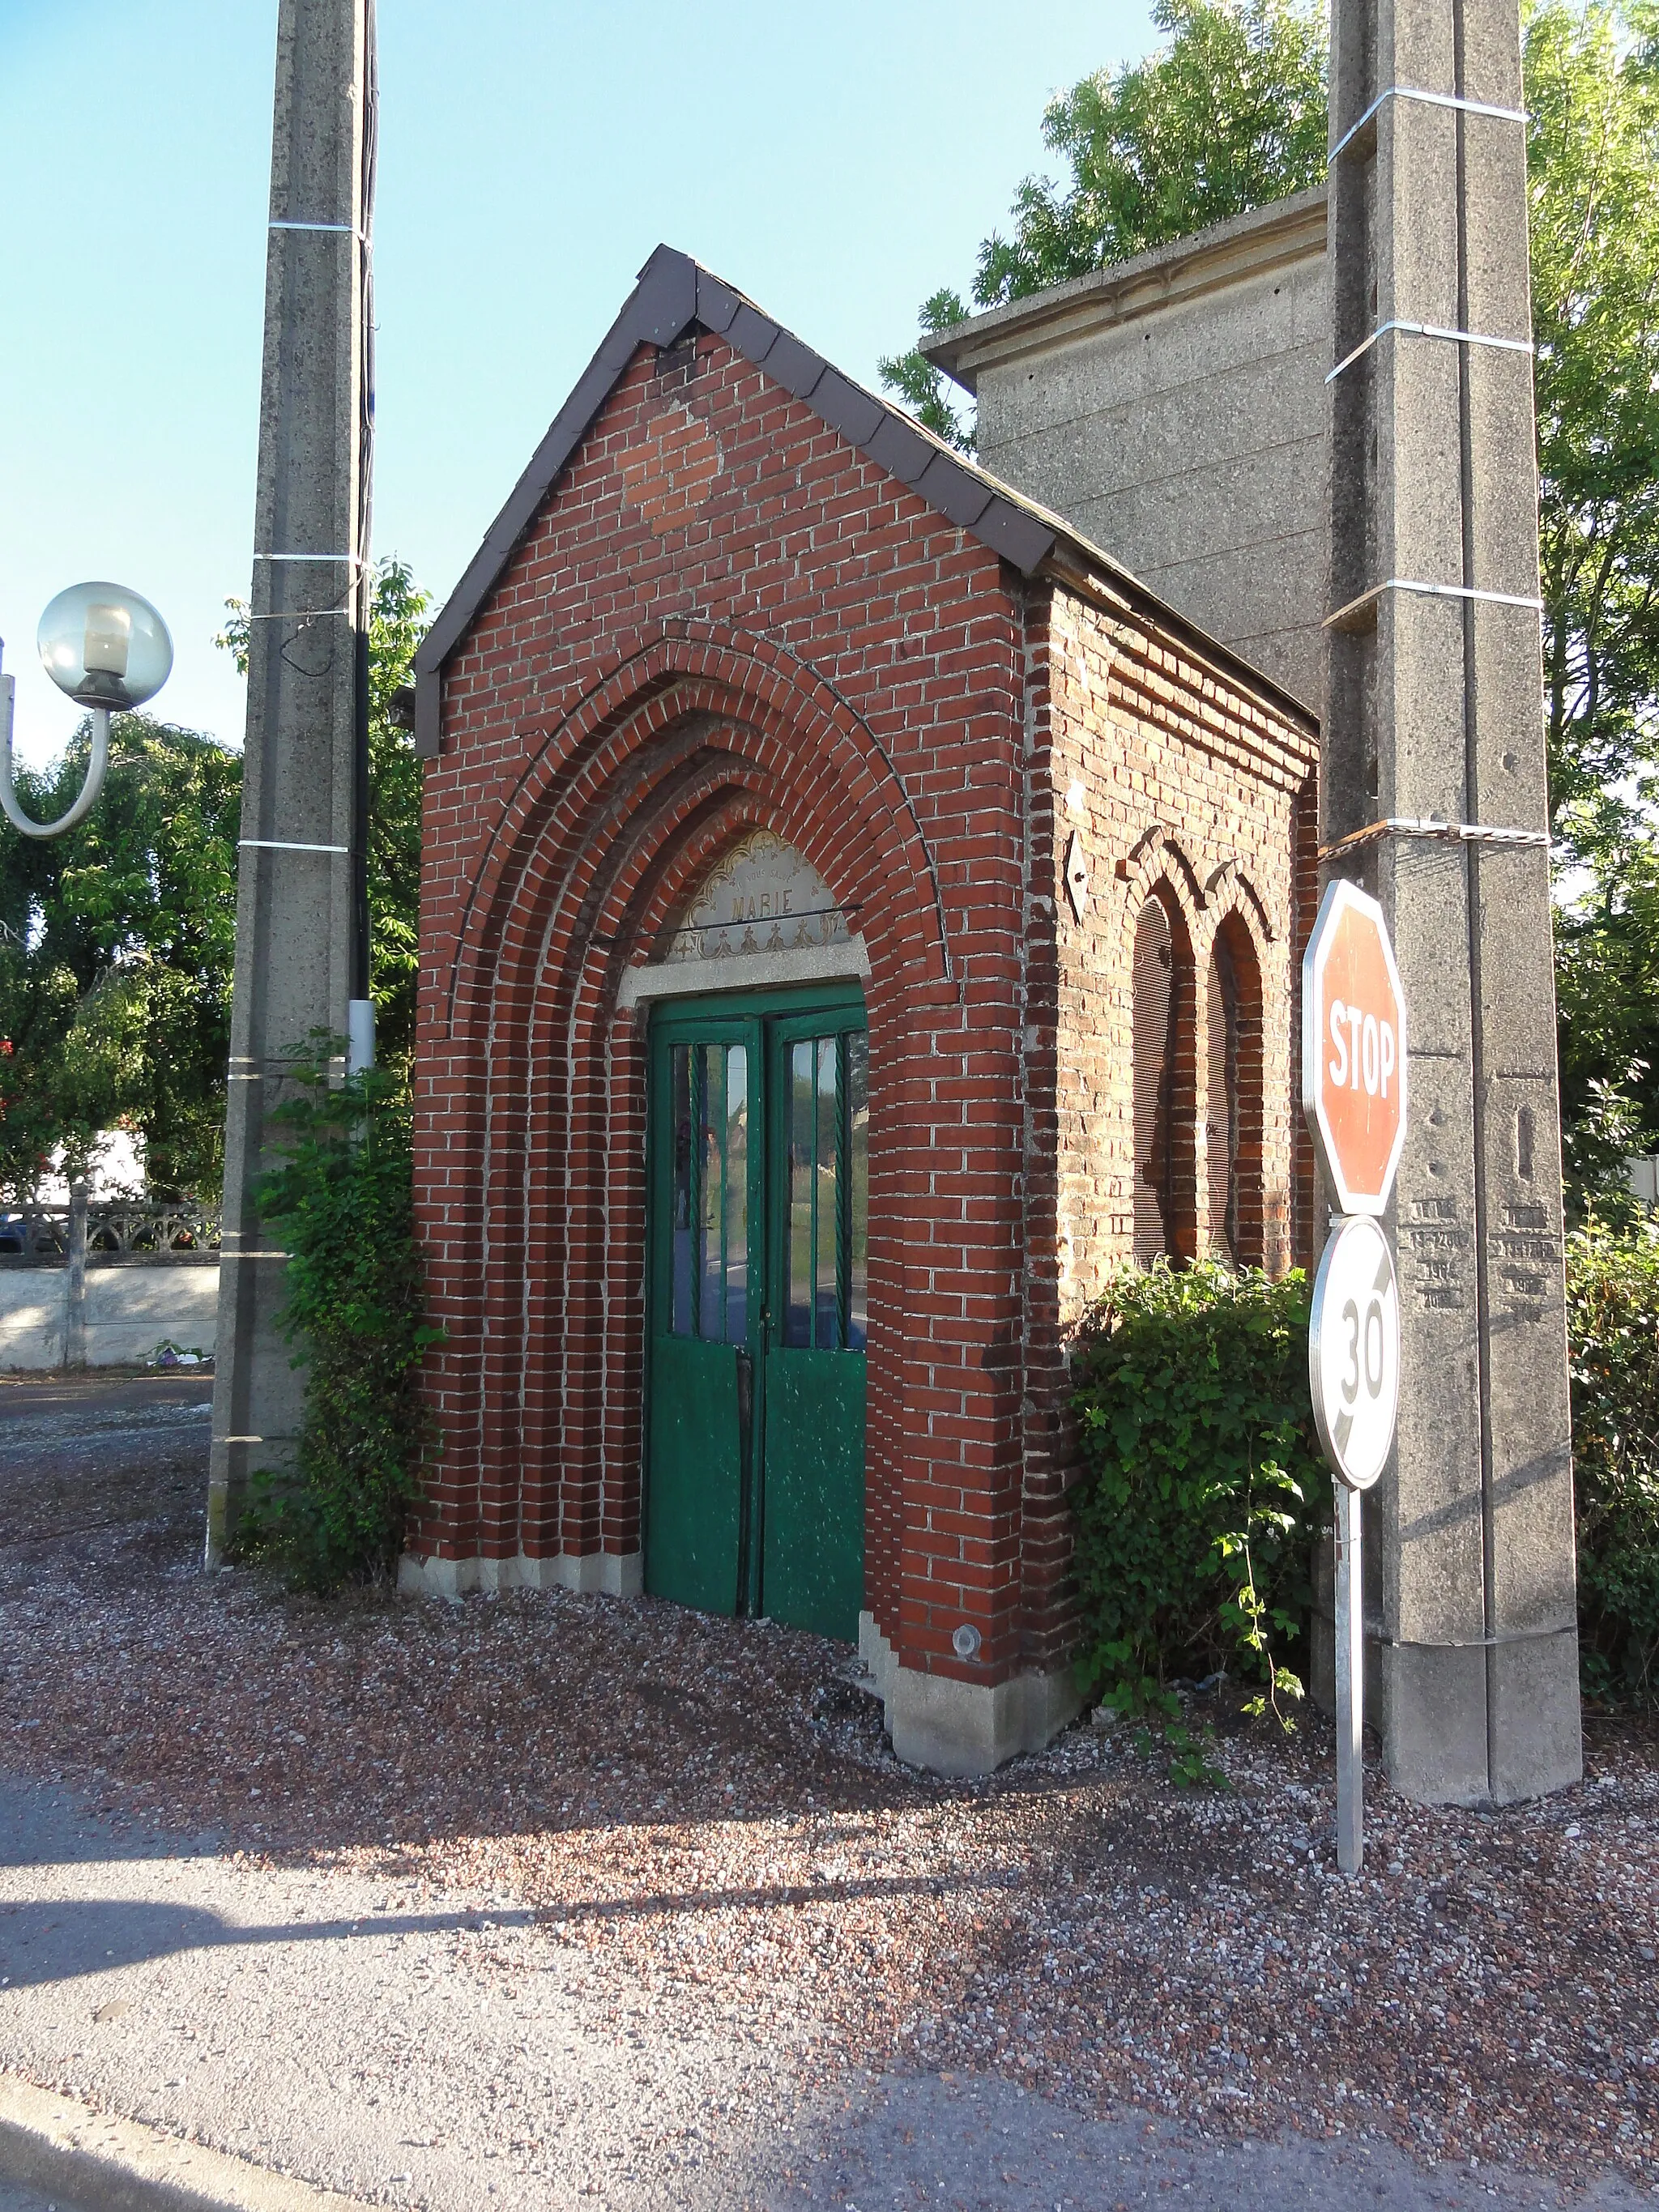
[{"xmin": 0, "ymin": 0, "xmax": 1153, "ymax": 765}]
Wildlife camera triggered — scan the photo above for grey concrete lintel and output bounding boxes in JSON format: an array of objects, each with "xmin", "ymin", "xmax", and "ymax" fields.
[{"xmin": 618, "ymin": 938, "xmax": 870, "ymax": 1008}]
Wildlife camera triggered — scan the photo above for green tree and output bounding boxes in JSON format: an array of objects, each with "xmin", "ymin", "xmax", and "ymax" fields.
[
  {"xmin": 884, "ymin": 0, "xmax": 1659, "ymax": 1194},
  {"xmin": 1530, "ymin": 0, "xmax": 1659, "ymax": 866},
  {"xmin": 878, "ymin": 0, "xmax": 1329, "ymax": 449},
  {"xmin": 218, "ymin": 555, "xmax": 430, "ymax": 1065},
  {"xmin": 362, "ymin": 559, "xmax": 429, "ymax": 1063},
  {"xmin": 1529, "ymin": 4, "xmax": 1659, "ymax": 1184},
  {"xmin": 0, "ymin": 719, "xmax": 241, "ymax": 1198},
  {"xmin": 0, "ymin": 556, "xmax": 430, "ymax": 1202}
]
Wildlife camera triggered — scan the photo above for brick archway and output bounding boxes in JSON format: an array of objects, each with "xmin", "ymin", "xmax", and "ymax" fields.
[
  {"xmin": 440, "ymin": 622, "xmax": 954, "ymax": 1046},
  {"xmin": 412, "ymin": 629, "xmax": 957, "ymax": 1632}
]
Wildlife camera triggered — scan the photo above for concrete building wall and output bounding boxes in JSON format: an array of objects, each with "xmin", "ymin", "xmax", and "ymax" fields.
[
  {"xmin": 925, "ymin": 190, "xmax": 1330, "ymax": 714},
  {"xmin": 0, "ymin": 1264, "xmax": 219, "ymax": 1370}
]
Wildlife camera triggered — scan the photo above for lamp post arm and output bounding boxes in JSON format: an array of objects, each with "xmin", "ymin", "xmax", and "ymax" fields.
[{"xmin": 0, "ymin": 640, "xmax": 113, "ymax": 840}]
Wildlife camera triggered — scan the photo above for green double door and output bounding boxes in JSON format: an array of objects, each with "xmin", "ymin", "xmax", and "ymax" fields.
[{"xmin": 646, "ymin": 985, "xmax": 868, "ymax": 1642}]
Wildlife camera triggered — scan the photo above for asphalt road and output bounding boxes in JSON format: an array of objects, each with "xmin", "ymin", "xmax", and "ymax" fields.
[
  {"xmin": 0, "ymin": 2183, "xmax": 62, "ymax": 2212},
  {"xmin": 0, "ymin": 1372, "xmax": 213, "ymax": 1427}
]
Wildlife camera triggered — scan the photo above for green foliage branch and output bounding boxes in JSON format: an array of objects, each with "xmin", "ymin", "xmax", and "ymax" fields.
[
  {"xmin": 1531, "ymin": 0, "xmax": 1659, "ymax": 868},
  {"xmin": 231, "ymin": 1042, "xmax": 440, "ymax": 1592},
  {"xmin": 1565, "ymin": 1214, "xmax": 1659, "ymax": 1702},
  {"xmin": 1071, "ymin": 1228, "xmax": 1659, "ymax": 1737},
  {"xmin": 0, "ymin": 718, "xmax": 241, "ymax": 1198},
  {"xmin": 1069, "ymin": 1259, "xmax": 1324, "ymax": 1780},
  {"xmin": 878, "ymin": 0, "xmax": 1329, "ymax": 452},
  {"xmin": 1536, "ymin": 3, "xmax": 1659, "ymax": 1179}
]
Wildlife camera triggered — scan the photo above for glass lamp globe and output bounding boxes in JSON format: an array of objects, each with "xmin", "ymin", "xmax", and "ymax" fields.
[{"xmin": 36, "ymin": 582, "xmax": 173, "ymax": 713}]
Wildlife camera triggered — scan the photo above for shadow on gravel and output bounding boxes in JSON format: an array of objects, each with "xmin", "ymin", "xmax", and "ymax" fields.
[
  {"xmin": 5, "ymin": 1370, "xmax": 1659, "ymax": 2203},
  {"xmin": 0, "ymin": 1894, "xmax": 535, "ymax": 1988}
]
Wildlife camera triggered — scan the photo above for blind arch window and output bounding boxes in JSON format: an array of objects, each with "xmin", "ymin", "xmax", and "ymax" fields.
[
  {"xmin": 1205, "ymin": 914, "xmax": 1265, "ymax": 1268},
  {"xmin": 1131, "ymin": 889, "xmax": 1197, "ymax": 1264}
]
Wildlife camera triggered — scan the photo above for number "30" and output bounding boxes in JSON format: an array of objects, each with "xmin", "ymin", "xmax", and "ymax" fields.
[{"xmin": 1340, "ymin": 1296, "xmax": 1387, "ymax": 1404}]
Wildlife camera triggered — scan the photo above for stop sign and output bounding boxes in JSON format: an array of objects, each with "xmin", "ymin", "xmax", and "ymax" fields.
[{"xmin": 1302, "ymin": 879, "xmax": 1407, "ymax": 1216}]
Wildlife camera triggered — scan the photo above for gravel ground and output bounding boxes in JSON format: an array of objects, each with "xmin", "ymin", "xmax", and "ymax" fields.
[{"xmin": 1, "ymin": 1374, "xmax": 1655, "ymax": 2210}]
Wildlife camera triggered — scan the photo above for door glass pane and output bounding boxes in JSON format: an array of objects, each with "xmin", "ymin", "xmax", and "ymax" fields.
[
  {"xmin": 670, "ymin": 1042, "xmax": 693, "ymax": 1336},
  {"xmin": 847, "ymin": 1031, "xmax": 868, "ymax": 1350},
  {"xmin": 723, "ymin": 1045, "xmax": 748, "ymax": 1341},
  {"xmin": 786, "ymin": 1039, "xmax": 814, "ymax": 1347},
  {"xmin": 815, "ymin": 1037, "xmax": 838, "ymax": 1349},
  {"xmin": 697, "ymin": 1045, "xmax": 725, "ymax": 1341}
]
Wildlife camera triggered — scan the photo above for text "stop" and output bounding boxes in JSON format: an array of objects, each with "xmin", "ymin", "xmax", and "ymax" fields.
[{"xmin": 1328, "ymin": 1000, "xmax": 1397, "ymax": 1102}]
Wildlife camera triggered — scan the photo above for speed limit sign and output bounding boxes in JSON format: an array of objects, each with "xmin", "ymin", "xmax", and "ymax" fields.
[{"xmin": 1309, "ymin": 1213, "xmax": 1400, "ymax": 1490}]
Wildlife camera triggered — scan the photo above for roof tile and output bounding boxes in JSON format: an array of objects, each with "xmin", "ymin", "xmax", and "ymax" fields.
[
  {"xmin": 863, "ymin": 412, "xmax": 933, "ymax": 487},
  {"xmin": 693, "ymin": 272, "xmax": 741, "ymax": 335},
  {"xmin": 813, "ymin": 369, "xmax": 885, "ymax": 448},
  {"xmin": 759, "ymin": 330, "xmax": 826, "ymax": 402},
  {"xmin": 914, "ymin": 453, "xmax": 995, "ymax": 531},
  {"xmin": 727, "ymin": 303, "xmax": 778, "ymax": 363}
]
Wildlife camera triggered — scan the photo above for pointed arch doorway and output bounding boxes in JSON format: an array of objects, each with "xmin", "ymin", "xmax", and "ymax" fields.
[{"xmin": 639, "ymin": 834, "xmax": 868, "ymax": 1643}]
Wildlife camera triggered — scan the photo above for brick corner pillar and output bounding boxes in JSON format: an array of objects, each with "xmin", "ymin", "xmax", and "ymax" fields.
[
  {"xmin": 1326, "ymin": 0, "xmax": 1581, "ymax": 1801},
  {"xmin": 207, "ymin": 0, "xmax": 373, "ymax": 1564}
]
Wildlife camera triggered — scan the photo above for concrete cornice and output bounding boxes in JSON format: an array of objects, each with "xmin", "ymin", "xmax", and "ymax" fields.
[{"xmin": 921, "ymin": 187, "xmax": 1330, "ymax": 394}]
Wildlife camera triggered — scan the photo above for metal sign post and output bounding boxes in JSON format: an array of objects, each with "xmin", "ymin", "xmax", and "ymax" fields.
[
  {"xmin": 1302, "ymin": 880, "xmax": 1407, "ymax": 1875},
  {"xmin": 1334, "ymin": 1481, "xmax": 1363, "ymax": 1872},
  {"xmin": 1308, "ymin": 1213, "xmax": 1400, "ymax": 1870}
]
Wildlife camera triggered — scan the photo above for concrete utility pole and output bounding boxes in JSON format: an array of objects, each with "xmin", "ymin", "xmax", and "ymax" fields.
[
  {"xmin": 1325, "ymin": 0, "xmax": 1580, "ymax": 1800},
  {"xmin": 207, "ymin": 0, "xmax": 376, "ymax": 1563}
]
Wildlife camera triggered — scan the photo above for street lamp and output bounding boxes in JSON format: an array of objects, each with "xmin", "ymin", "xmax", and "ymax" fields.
[{"xmin": 0, "ymin": 582, "xmax": 173, "ymax": 839}]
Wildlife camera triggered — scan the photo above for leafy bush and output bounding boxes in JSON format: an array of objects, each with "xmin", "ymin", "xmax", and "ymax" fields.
[
  {"xmin": 1069, "ymin": 1260, "xmax": 1326, "ymax": 1737},
  {"xmin": 1566, "ymin": 1216, "xmax": 1659, "ymax": 1703},
  {"xmin": 231, "ymin": 1046, "xmax": 439, "ymax": 1592}
]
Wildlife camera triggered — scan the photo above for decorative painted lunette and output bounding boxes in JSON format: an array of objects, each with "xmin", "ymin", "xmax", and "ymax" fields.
[
  {"xmin": 659, "ymin": 830, "xmax": 854, "ymax": 965},
  {"xmin": 617, "ymin": 830, "xmax": 868, "ymax": 1011}
]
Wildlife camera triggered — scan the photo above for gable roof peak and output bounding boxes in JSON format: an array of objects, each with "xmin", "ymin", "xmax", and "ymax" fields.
[{"xmin": 412, "ymin": 245, "xmax": 1311, "ymax": 758}]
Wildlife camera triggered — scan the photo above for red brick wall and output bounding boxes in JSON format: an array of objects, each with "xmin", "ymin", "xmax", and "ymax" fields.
[
  {"xmin": 414, "ymin": 327, "xmax": 1318, "ymax": 1695},
  {"xmin": 1016, "ymin": 589, "xmax": 1319, "ymax": 1667}
]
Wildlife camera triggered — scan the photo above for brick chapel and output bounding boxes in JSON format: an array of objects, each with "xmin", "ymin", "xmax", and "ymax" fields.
[{"xmin": 405, "ymin": 243, "xmax": 1320, "ymax": 1775}]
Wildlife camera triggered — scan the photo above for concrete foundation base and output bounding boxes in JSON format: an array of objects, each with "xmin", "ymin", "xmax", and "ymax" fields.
[
  {"xmin": 398, "ymin": 1549, "xmax": 644, "ymax": 1600},
  {"xmin": 1310, "ymin": 1541, "xmax": 1582, "ymax": 1805},
  {"xmin": 1377, "ymin": 1633, "xmax": 1583, "ymax": 1808},
  {"xmin": 859, "ymin": 1613, "xmax": 1081, "ymax": 1777}
]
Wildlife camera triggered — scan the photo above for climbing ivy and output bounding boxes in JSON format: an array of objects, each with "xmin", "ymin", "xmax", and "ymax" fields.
[
  {"xmin": 1566, "ymin": 1215, "xmax": 1659, "ymax": 1705},
  {"xmin": 1069, "ymin": 1260, "xmax": 1326, "ymax": 1774},
  {"xmin": 232, "ymin": 1043, "xmax": 439, "ymax": 1592}
]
